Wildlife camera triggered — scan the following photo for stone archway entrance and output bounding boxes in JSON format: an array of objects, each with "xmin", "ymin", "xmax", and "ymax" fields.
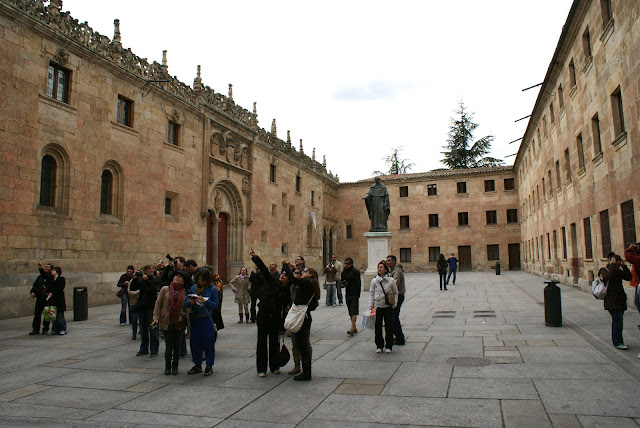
[{"xmin": 206, "ymin": 180, "xmax": 244, "ymax": 283}]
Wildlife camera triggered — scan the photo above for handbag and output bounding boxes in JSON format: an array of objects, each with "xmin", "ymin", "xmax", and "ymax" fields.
[
  {"xmin": 116, "ymin": 288, "xmax": 125, "ymax": 298},
  {"xmin": 592, "ymin": 268, "xmax": 608, "ymax": 300},
  {"xmin": 284, "ymin": 294, "xmax": 314, "ymax": 333},
  {"xmin": 43, "ymin": 305, "xmax": 57, "ymax": 322},
  {"xmin": 278, "ymin": 334, "xmax": 290, "ymax": 367},
  {"xmin": 379, "ymin": 279, "xmax": 395, "ymax": 306}
]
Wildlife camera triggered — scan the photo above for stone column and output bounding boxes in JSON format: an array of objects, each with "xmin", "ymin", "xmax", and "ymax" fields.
[{"xmin": 363, "ymin": 232, "xmax": 393, "ymax": 290}]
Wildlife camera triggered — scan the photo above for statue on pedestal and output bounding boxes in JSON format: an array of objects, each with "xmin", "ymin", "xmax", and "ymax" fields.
[{"xmin": 364, "ymin": 177, "xmax": 390, "ymax": 232}]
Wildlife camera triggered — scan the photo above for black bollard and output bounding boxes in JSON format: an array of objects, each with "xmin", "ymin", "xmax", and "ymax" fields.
[
  {"xmin": 543, "ymin": 280, "xmax": 562, "ymax": 327},
  {"xmin": 495, "ymin": 262, "xmax": 501, "ymax": 275}
]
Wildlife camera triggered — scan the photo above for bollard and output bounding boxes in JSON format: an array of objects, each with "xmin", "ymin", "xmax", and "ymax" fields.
[
  {"xmin": 495, "ymin": 262, "xmax": 501, "ymax": 275},
  {"xmin": 543, "ymin": 280, "xmax": 562, "ymax": 327}
]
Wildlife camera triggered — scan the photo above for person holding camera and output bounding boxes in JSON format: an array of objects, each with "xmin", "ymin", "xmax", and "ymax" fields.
[
  {"xmin": 184, "ymin": 269, "xmax": 219, "ymax": 376},
  {"xmin": 323, "ymin": 261, "xmax": 338, "ymax": 306},
  {"xmin": 369, "ymin": 261, "xmax": 398, "ymax": 354},
  {"xmin": 117, "ymin": 265, "xmax": 134, "ymax": 326},
  {"xmin": 130, "ymin": 265, "xmax": 160, "ymax": 357},
  {"xmin": 600, "ymin": 253, "xmax": 632, "ymax": 350},
  {"xmin": 29, "ymin": 261, "xmax": 53, "ymax": 335},
  {"xmin": 152, "ymin": 270, "xmax": 188, "ymax": 375}
]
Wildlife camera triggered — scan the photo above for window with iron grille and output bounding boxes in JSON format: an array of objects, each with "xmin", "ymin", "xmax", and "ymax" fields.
[
  {"xmin": 427, "ymin": 184, "xmax": 437, "ymax": 196},
  {"xmin": 561, "ymin": 227, "xmax": 568, "ymax": 259},
  {"xmin": 429, "ymin": 214, "xmax": 439, "ymax": 228},
  {"xmin": 428, "ymin": 247, "xmax": 440, "ymax": 263},
  {"xmin": 269, "ymin": 164, "xmax": 276, "ymax": 183},
  {"xmin": 584, "ymin": 217, "xmax": 593, "ymax": 259},
  {"xmin": 100, "ymin": 170, "xmax": 113, "ymax": 215},
  {"xmin": 399, "ymin": 186, "xmax": 408, "ymax": 197},
  {"xmin": 39, "ymin": 155, "xmax": 56, "ymax": 207},
  {"xmin": 458, "ymin": 212, "xmax": 469, "ymax": 226},
  {"xmin": 457, "ymin": 182, "xmax": 467, "ymax": 194},
  {"xmin": 400, "ymin": 248, "xmax": 411, "ymax": 263},
  {"xmin": 504, "ymin": 178, "xmax": 515, "ymax": 191},
  {"xmin": 400, "ymin": 215, "xmax": 410, "ymax": 230},
  {"xmin": 487, "ymin": 244, "xmax": 499, "ymax": 261},
  {"xmin": 486, "ymin": 210, "xmax": 497, "ymax": 225},
  {"xmin": 621, "ymin": 200, "xmax": 636, "ymax": 248},
  {"xmin": 167, "ymin": 121, "xmax": 180, "ymax": 146},
  {"xmin": 116, "ymin": 95, "xmax": 133, "ymax": 127},
  {"xmin": 507, "ymin": 209, "xmax": 518, "ymax": 224},
  {"xmin": 600, "ymin": 210, "xmax": 611, "ymax": 258},
  {"xmin": 484, "ymin": 180, "xmax": 495, "ymax": 192},
  {"xmin": 592, "ymin": 113, "xmax": 602, "ymax": 156},
  {"xmin": 346, "ymin": 225, "xmax": 352, "ymax": 239},
  {"xmin": 611, "ymin": 87, "xmax": 625, "ymax": 138}
]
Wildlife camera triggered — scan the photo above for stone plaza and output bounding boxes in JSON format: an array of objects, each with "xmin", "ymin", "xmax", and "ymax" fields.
[{"xmin": 1, "ymin": 270, "xmax": 640, "ymax": 427}]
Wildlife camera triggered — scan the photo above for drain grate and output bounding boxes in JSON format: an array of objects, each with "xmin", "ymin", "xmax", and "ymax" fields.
[
  {"xmin": 445, "ymin": 357, "xmax": 493, "ymax": 367},
  {"xmin": 433, "ymin": 310, "xmax": 456, "ymax": 318},
  {"xmin": 473, "ymin": 310, "xmax": 496, "ymax": 318}
]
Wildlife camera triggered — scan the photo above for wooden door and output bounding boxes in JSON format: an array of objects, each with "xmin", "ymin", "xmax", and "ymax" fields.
[
  {"xmin": 508, "ymin": 243, "xmax": 521, "ymax": 270},
  {"xmin": 458, "ymin": 245, "xmax": 472, "ymax": 271},
  {"xmin": 218, "ymin": 212, "xmax": 228, "ymax": 282},
  {"xmin": 206, "ymin": 211, "xmax": 213, "ymax": 266}
]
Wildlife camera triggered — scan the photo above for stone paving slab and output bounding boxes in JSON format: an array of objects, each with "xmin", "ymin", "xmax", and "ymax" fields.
[{"xmin": 2, "ymin": 271, "xmax": 640, "ymax": 426}]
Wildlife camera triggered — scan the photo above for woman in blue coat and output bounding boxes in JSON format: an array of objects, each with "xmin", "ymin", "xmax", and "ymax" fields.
[{"xmin": 184, "ymin": 269, "xmax": 219, "ymax": 376}]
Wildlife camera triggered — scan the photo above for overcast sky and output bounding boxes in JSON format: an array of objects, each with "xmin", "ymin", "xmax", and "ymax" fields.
[{"xmin": 62, "ymin": 0, "xmax": 573, "ymax": 183}]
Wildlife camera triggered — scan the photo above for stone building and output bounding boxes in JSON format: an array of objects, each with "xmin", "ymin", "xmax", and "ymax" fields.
[
  {"xmin": 0, "ymin": 0, "xmax": 338, "ymax": 318},
  {"xmin": 515, "ymin": 0, "xmax": 640, "ymax": 292},
  {"xmin": 337, "ymin": 167, "xmax": 521, "ymax": 273}
]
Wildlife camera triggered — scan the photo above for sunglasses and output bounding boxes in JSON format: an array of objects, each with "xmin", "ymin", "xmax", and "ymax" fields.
[
  {"xmin": 302, "ymin": 269, "xmax": 309, "ymax": 273},
  {"xmin": 293, "ymin": 270, "xmax": 301, "ymax": 274}
]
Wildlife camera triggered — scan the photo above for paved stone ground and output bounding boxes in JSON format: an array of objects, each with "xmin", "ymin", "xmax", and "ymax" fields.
[{"xmin": 1, "ymin": 271, "xmax": 640, "ymax": 427}]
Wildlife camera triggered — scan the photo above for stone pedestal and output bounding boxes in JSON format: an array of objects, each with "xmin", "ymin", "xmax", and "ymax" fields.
[{"xmin": 363, "ymin": 232, "xmax": 393, "ymax": 290}]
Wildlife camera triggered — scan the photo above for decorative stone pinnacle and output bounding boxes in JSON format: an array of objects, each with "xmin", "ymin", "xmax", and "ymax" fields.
[
  {"xmin": 287, "ymin": 130, "xmax": 291, "ymax": 144},
  {"xmin": 323, "ymin": 155, "xmax": 326, "ymax": 167},
  {"xmin": 113, "ymin": 19, "xmax": 121, "ymax": 44},
  {"xmin": 271, "ymin": 119, "xmax": 277, "ymax": 137},
  {"xmin": 228, "ymin": 84, "xmax": 233, "ymax": 100},
  {"xmin": 299, "ymin": 139, "xmax": 304, "ymax": 153},
  {"xmin": 312, "ymin": 148, "xmax": 316, "ymax": 161},
  {"xmin": 162, "ymin": 50, "xmax": 167, "ymax": 66},
  {"xmin": 193, "ymin": 65, "xmax": 202, "ymax": 91},
  {"xmin": 253, "ymin": 102, "xmax": 257, "ymax": 115}
]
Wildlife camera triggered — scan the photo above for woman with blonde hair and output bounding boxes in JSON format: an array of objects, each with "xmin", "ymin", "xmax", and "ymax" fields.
[{"xmin": 230, "ymin": 267, "xmax": 251, "ymax": 323}]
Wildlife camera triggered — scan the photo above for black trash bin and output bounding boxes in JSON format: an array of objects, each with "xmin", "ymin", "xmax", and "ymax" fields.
[
  {"xmin": 543, "ymin": 280, "xmax": 562, "ymax": 327},
  {"xmin": 73, "ymin": 287, "xmax": 88, "ymax": 321},
  {"xmin": 495, "ymin": 262, "xmax": 501, "ymax": 275}
]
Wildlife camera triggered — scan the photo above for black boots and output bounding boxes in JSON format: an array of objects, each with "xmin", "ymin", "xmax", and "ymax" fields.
[{"xmin": 294, "ymin": 353, "xmax": 312, "ymax": 381}]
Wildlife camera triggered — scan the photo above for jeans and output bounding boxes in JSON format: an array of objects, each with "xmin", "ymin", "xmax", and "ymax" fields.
[
  {"xmin": 325, "ymin": 282, "xmax": 337, "ymax": 306},
  {"xmin": 608, "ymin": 309, "xmax": 625, "ymax": 346},
  {"xmin": 439, "ymin": 273, "xmax": 447, "ymax": 289},
  {"xmin": 635, "ymin": 287, "xmax": 640, "ymax": 314},
  {"xmin": 374, "ymin": 306, "xmax": 394, "ymax": 350},
  {"xmin": 130, "ymin": 311, "xmax": 139, "ymax": 338},
  {"xmin": 119, "ymin": 293, "xmax": 130, "ymax": 324},
  {"xmin": 138, "ymin": 309, "xmax": 159, "ymax": 354},
  {"xmin": 336, "ymin": 280, "xmax": 344, "ymax": 304},
  {"xmin": 446, "ymin": 269, "xmax": 457, "ymax": 285},
  {"xmin": 293, "ymin": 317, "xmax": 312, "ymax": 376},
  {"xmin": 393, "ymin": 294, "xmax": 405, "ymax": 344},
  {"xmin": 52, "ymin": 311, "xmax": 66, "ymax": 334},
  {"xmin": 250, "ymin": 295, "xmax": 257, "ymax": 322},
  {"xmin": 32, "ymin": 298, "xmax": 50, "ymax": 332}
]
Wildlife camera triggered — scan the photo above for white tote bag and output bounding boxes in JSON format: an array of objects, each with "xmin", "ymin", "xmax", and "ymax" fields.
[{"xmin": 284, "ymin": 295, "xmax": 314, "ymax": 333}]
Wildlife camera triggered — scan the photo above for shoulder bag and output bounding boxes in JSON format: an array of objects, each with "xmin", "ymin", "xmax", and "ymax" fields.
[
  {"xmin": 379, "ymin": 279, "xmax": 395, "ymax": 306},
  {"xmin": 284, "ymin": 294, "xmax": 314, "ymax": 333}
]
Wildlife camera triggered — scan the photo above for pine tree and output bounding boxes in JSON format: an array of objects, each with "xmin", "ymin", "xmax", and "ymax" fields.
[{"xmin": 441, "ymin": 101, "xmax": 503, "ymax": 169}]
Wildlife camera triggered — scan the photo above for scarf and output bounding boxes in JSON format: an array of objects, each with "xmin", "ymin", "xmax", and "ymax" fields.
[
  {"xmin": 169, "ymin": 282, "xmax": 184, "ymax": 327},
  {"xmin": 195, "ymin": 281, "xmax": 205, "ymax": 296}
]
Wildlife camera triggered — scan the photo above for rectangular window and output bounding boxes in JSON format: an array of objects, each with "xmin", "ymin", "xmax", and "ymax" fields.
[
  {"xmin": 310, "ymin": 190, "xmax": 315, "ymax": 207},
  {"xmin": 428, "ymin": 247, "xmax": 440, "ymax": 263},
  {"xmin": 569, "ymin": 59, "xmax": 577, "ymax": 87},
  {"xmin": 400, "ymin": 248, "xmax": 412, "ymax": 263},
  {"xmin": 548, "ymin": 170, "xmax": 553, "ymax": 195},
  {"xmin": 600, "ymin": 209, "xmax": 611, "ymax": 258},
  {"xmin": 116, "ymin": 95, "xmax": 133, "ymax": 127},
  {"xmin": 47, "ymin": 63, "xmax": 69, "ymax": 103},
  {"xmin": 561, "ymin": 226, "xmax": 568, "ymax": 259},
  {"xmin": 507, "ymin": 209, "xmax": 518, "ymax": 224},
  {"xmin": 164, "ymin": 197, "xmax": 171, "ymax": 215},
  {"xmin": 558, "ymin": 84, "xmax": 564, "ymax": 110},
  {"xmin": 487, "ymin": 244, "xmax": 499, "ymax": 261},
  {"xmin": 400, "ymin": 215, "xmax": 410, "ymax": 230},
  {"xmin": 427, "ymin": 184, "xmax": 437, "ymax": 196},
  {"xmin": 271, "ymin": 204, "xmax": 276, "ymax": 218},
  {"xmin": 583, "ymin": 27, "xmax": 592, "ymax": 57},
  {"xmin": 164, "ymin": 191, "xmax": 179, "ymax": 218},
  {"xmin": 167, "ymin": 121, "xmax": 179, "ymax": 146},
  {"xmin": 458, "ymin": 212, "xmax": 469, "ymax": 226},
  {"xmin": 504, "ymin": 178, "xmax": 515, "ymax": 191},
  {"xmin": 346, "ymin": 225, "xmax": 352, "ymax": 239},
  {"xmin": 611, "ymin": 87, "xmax": 625, "ymax": 137},
  {"xmin": 600, "ymin": 0, "xmax": 612, "ymax": 29},
  {"xmin": 543, "ymin": 115, "xmax": 548, "ymax": 137},
  {"xmin": 555, "ymin": 160, "xmax": 562, "ymax": 189},
  {"xmin": 281, "ymin": 192, "xmax": 287, "ymax": 207},
  {"xmin": 550, "ymin": 103, "xmax": 555, "ymax": 124},
  {"xmin": 553, "ymin": 230, "xmax": 558, "ymax": 259},
  {"xmin": 429, "ymin": 213, "xmax": 439, "ymax": 228},
  {"xmin": 486, "ymin": 210, "xmax": 497, "ymax": 225},
  {"xmin": 584, "ymin": 217, "xmax": 593, "ymax": 259},
  {"xmin": 547, "ymin": 233, "xmax": 551, "ymax": 260},
  {"xmin": 542, "ymin": 178, "xmax": 546, "ymax": 201},
  {"xmin": 281, "ymin": 243, "xmax": 288, "ymax": 254},
  {"xmin": 484, "ymin": 180, "xmax": 495, "ymax": 192},
  {"xmin": 576, "ymin": 133, "xmax": 585, "ymax": 169},
  {"xmin": 399, "ymin": 186, "xmax": 408, "ymax": 197},
  {"xmin": 269, "ymin": 164, "xmax": 276, "ymax": 183},
  {"xmin": 289, "ymin": 205, "xmax": 295, "ymax": 222},
  {"xmin": 621, "ymin": 200, "xmax": 637, "ymax": 248},
  {"xmin": 457, "ymin": 182, "xmax": 467, "ymax": 194},
  {"xmin": 295, "ymin": 175, "xmax": 301, "ymax": 193},
  {"xmin": 564, "ymin": 148, "xmax": 571, "ymax": 181},
  {"xmin": 592, "ymin": 113, "xmax": 602, "ymax": 156}
]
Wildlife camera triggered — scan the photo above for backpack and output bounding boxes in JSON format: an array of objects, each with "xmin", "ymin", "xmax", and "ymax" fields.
[{"xmin": 592, "ymin": 268, "xmax": 608, "ymax": 300}]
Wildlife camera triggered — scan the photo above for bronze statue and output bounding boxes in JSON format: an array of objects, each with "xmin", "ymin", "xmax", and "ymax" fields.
[{"xmin": 364, "ymin": 177, "xmax": 390, "ymax": 232}]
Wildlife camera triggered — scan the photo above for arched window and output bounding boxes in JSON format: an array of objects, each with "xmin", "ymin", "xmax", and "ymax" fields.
[
  {"xmin": 38, "ymin": 144, "xmax": 70, "ymax": 214},
  {"xmin": 100, "ymin": 170, "xmax": 113, "ymax": 215},
  {"xmin": 39, "ymin": 155, "xmax": 57, "ymax": 207}
]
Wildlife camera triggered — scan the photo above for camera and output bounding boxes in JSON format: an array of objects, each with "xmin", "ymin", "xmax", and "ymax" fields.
[
  {"xmin": 134, "ymin": 270, "xmax": 143, "ymax": 278},
  {"xmin": 166, "ymin": 254, "xmax": 174, "ymax": 263}
]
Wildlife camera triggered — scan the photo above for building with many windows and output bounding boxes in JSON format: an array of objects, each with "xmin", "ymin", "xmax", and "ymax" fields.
[{"xmin": 515, "ymin": 0, "xmax": 639, "ymax": 291}]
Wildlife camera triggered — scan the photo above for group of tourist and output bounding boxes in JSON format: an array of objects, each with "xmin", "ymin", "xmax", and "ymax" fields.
[{"xmin": 29, "ymin": 261, "xmax": 67, "ymax": 336}]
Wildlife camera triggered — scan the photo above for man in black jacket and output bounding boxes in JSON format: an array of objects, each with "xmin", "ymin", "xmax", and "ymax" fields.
[
  {"xmin": 29, "ymin": 261, "xmax": 53, "ymax": 335},
  {"xmin": 130, "ymin": 265, "xmax": 161, "ymax": 357},
  {"xmin": 342, "ymin": 257, "xmax": 362, "ymax": 336}
]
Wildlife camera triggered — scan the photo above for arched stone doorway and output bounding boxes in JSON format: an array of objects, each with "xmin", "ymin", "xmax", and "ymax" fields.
[{"xmin": 207, "ymin": 180, "xmax": 244, "ymax": 283}]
